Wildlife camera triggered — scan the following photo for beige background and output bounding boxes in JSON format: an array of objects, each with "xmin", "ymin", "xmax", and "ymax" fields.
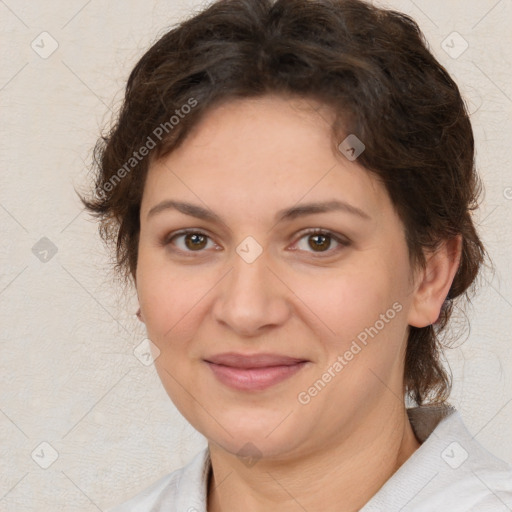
[{"xmin": 0, "ymin": 0, "xmax": 511, "ymax": 510}]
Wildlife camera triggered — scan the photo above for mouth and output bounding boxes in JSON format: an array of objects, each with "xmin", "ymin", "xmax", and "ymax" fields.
[{"xmin": 203, "ymin": 352, "xmax": 309, "ymax": 391}]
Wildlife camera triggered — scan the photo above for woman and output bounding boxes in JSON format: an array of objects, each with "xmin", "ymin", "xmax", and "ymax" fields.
[{"xmin": 80, "ymin": 0, "xmax": 512, "ymax": 510}]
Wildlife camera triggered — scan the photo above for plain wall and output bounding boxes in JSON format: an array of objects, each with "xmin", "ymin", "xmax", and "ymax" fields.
[{"xmin": 1, "ymin": 0, "xmax": 511, "ymax": 510}]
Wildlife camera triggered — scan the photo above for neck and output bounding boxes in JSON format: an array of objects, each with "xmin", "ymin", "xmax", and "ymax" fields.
[{"xmin": 207, "ymin": 405, "xmax": 421, "ymax": 512}]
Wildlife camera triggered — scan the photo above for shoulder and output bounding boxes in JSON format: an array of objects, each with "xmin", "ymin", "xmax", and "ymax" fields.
[
  {"xmin": 363, "ymin": 404, "xmax": 512, "ymax": 511},
  {"xmin": 105, "ymin": 471, "xmax": 180, "ymax": 512},
  {"xmin": 105, "ymin": 448, "xmax": 210, "ymax": 512},
  {"xmin": 418, "ymin": 438, "xmax": 512, "ymax": 512},
  {"xmin": 410, "ymin": 405, "xmax": 512, "ymax": 511}
]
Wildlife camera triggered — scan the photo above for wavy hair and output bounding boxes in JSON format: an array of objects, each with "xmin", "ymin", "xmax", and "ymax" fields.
[{"xmin": 79, "ymin": 0, "xmax": 486, "ymax": 406}]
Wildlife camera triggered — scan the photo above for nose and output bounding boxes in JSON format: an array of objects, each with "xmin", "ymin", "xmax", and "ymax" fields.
[{"xmin": 211, "ymin": 246, "xmax": 292, "ymax": 337}]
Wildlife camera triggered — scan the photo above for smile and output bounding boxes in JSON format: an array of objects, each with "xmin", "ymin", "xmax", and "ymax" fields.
[{"xmin": 204, "ymin": 353, "xmax": 309, "ymax": 391}]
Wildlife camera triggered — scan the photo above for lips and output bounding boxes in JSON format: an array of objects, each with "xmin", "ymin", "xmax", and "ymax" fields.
[
  {"xmin": 204, "ymin": 352, "xmax": 309, "ymax": 391},
  {"xmin": 204, "ymin": 352, "xmax": 307, "ymax": 368}
]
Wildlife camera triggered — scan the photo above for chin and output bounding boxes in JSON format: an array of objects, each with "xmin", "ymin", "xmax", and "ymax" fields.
[
  {"xmin": 210, "ymin": 434, "xmax": 301, "ymax": 463},
  {"xmin": 204, "ymin": 414, "xmax": 306, "ymax": 460}
]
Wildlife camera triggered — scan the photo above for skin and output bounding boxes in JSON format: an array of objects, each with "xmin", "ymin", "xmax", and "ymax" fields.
[{"xmin": 135, "ymin": 95, "xmax": 461, "ymax": 512}]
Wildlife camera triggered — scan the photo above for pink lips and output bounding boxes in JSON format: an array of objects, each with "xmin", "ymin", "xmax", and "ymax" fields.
[{"xmin": 204, "ymin": 353, "xmax": 308, "ymax": 391}]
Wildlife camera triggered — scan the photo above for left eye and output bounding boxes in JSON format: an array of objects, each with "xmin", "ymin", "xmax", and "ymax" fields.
[{"xmin": 293, "ymin": 229, "xmax": 349, "ymax": 255}]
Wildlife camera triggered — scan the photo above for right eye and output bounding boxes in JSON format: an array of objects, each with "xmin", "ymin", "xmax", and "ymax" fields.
[{"xmin": 162, "ymin": 230, "xmax": 219, "ymax": 254}]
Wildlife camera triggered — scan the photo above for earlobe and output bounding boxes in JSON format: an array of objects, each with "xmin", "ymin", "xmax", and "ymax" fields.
[
  {"xmin": 136, "ymin": 307, "xmax": 145, "ymax": 323},
  {"xmin": 407, "ymin": 235, "xmax": 462, "ymax": 328}
]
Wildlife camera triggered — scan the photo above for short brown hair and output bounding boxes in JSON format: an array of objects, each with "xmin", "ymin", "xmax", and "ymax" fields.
[{"xmin": 79, "ymin": 0, "xmax": 486, "ymax": 406}]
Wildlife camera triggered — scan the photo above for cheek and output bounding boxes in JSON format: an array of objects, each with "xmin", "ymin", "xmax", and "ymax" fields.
[
  {"xmin": 292, "ymin": 264, "xmax": 397, "ymax": 343},
  {"xmin": 136, "ymin": 249, "xmax": 198, "ymax": 343},
  {"xmin": 295, "ymin": 267, "xmax": 409, "ymax": 414}
]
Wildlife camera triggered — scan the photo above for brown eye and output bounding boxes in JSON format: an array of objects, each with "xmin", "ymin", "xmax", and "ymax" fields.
[
  {"xmin": 307, "ymin": 233, "xmax": 331, "ymax": 252},
  {"xmin": 294, "ymin": 229, "xmax": 350, "ymax": 256},
  {"xmin": 183, "ymin": 232, "xmax": 208, "ymax": 250},
  {"xmin": 165, "ymin": 230, "xmax": 215, "ymax": 253}
]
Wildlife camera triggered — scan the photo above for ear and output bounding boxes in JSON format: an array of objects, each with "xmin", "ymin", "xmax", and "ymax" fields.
[
  {"xmin": 136, "ymin": 306, "xmax": 145, "ymax": 323},
  {"xmin": 407, "ymin": 235, "xmax": 462, "ymax": 328}
]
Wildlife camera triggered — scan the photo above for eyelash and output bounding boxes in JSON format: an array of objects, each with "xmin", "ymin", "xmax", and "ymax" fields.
[{"xmin": 161, "ymin": 228, "xmax": 351, "ymax": 258}]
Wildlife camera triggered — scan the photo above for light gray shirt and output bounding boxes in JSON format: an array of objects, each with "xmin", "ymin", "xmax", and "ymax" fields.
[{"xmin": 107, "ymin": 404, "xmax": 512, "ymax": 511}]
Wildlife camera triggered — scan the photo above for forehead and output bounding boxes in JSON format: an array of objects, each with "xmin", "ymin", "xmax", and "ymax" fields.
[{"xmin": 141, "ymin": 95, "xmax": 393, "ymax": 223}]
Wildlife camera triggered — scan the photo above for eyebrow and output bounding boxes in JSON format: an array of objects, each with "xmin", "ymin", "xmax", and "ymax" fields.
[{"xmin": 146, "ymin": 199, "xmax": 371, "ymax": 223}]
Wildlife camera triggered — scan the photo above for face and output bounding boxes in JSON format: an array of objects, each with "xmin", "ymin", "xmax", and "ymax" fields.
[{"xmin": 136, "ymin": 95, "xmax": 420, "ymax": 461}]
